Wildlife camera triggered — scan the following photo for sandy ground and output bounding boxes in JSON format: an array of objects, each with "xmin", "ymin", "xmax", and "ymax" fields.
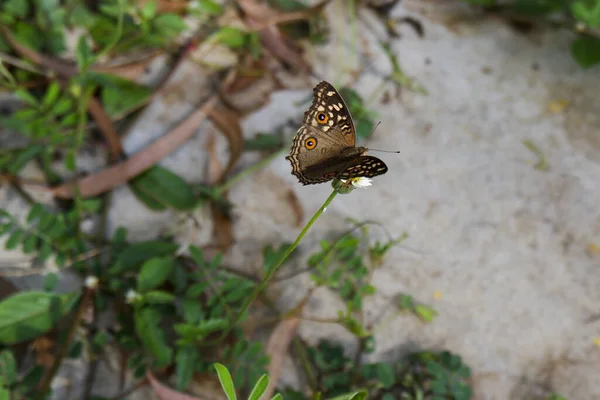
[{"xmin": 2, "ymin": 2, "xmax": 600, "ymax": 399}]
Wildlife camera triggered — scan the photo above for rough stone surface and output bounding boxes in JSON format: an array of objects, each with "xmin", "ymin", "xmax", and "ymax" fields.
[{"xmin": 2, "ymin": 2, "xmax": 600, "ymax": 399}]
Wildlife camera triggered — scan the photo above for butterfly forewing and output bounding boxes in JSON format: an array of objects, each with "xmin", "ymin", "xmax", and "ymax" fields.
[{"xmin": 303, "ymin": 81, "xmax": 356, "ymax": 147}]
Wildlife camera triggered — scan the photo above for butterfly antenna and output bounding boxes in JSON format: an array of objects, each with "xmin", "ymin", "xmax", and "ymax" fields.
[
  {"xmin": 363, "ymin": 121, "xmax": 382, "ymax": 148},
  {"xmin": 363, "ymin": 121, "xmax": 401, "ymax": 154}
]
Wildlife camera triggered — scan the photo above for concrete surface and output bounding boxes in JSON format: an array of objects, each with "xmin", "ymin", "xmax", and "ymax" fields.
[{"xmin": 2, "ymin": 1, "xmax": 600, "ymax": 399}]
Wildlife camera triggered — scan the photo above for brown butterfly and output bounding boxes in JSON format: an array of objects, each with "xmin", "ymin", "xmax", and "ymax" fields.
[{"xmin": 286, "ymin": 81, "xmax": 388, "ymax": 185}]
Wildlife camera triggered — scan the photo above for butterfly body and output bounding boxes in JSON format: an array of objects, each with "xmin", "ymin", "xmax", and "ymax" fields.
[{"xmin": 285, "ymin": 81, "xmax": 388, "ymax": 185}]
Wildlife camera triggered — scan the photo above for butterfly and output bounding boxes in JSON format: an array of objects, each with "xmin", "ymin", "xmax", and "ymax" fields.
[{"xmin": 285, "ymin": 81, "xmax": 388, "ymax": 185}]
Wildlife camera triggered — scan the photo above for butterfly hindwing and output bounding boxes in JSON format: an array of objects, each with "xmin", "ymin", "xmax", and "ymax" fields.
[{"xmin": 338, "ymin": 156, "xmax": 388, "ymax": 179}]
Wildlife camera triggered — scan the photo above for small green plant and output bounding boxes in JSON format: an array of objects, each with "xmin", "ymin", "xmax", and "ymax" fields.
[
  {"xmin": 283, "ymin": 341, "xmax": 472, "ymax": 400},
  {"xmin": 214, "ymin": 362, "xmax": 368, "ymax": 400}
]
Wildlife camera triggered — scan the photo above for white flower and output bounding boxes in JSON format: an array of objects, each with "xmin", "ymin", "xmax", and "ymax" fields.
[
  {"xmin": 125, "ymin": 289, "xmax": 140, "ymax": 304},
  {"xmin": 341, "ymin": 177, "xmax": 373, "ymax": 188},
  {"xmin": 84, "ymin": 276, "xmax": 99, "ymax": 289}
]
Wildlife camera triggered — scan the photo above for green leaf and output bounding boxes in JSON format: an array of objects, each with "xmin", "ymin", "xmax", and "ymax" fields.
[
  {"xmin": 0, "ymin": 291, "xmax": 79, "ymax": 345},
  {"xmin": 79, "ymin": 198, "xmax": 103, "ymax": 213},
  {"xmin": 21, "ymin": 364, "xmax": 44, "ymax": 391},
  {"xmin": 90, "ymin": 72, "xmax": 152, "ymax": 118},
  {"xmin": 140, "ymin": 0, "xmax": 157, "ymax": 19},
  {"xmin": 192, "ymin": 0, "xmax": 223, "ymax": 15},
  {"xmin": 42, "ymin": 82, "xmax": 61, "ymax": 108},
  {"xmin": 214, "ymin": 363, "xmax": 237, "ymax": 400},
  {"xmin": 414, "ymin": 304, "xmax": 438, "ymax": 323},
  {"xmin": 248, "ymin": 374, "xmax": 269, "ymax": 400},
  {"xmin": 130, "ymin": 166, "xmax": 196, "ymax": 211},
  {"xmin": 134, "ymin": 307, "xmax": 173, "ymax": 367},
  {"xmin": 4, "ymin": 0, "xmax": 29, "ymax": 17},
  {"xmin": 143, "ymin": 290, "xmax": 175, "ymax": 304},
  {"xmin": 8, "ymin": 146, "xmax": 43, "ymax": 174},
  {"xmin": 27, "ymin": 204, "xmax": 45, "ymax": 223},
  {"xmin": 129, "ymin": 181, "xmax": 167, "ymax": 211},
  {"xmin": 571, "ymin": 0, "xmax": 600, "ymax": 27},
  {"xmin": 267, "ymin": 0, "xmax": 308, "ymax": 12},
  {"xmin": 64, "ymin": 150, "xmax": 77, "ymax": 172},
  {"xmin": 22, "ymin": 234, "xmax": 38, "ymax": 254},
  {"xmin": 571, "ymin": 35, "xmax": 600, "ymax": 68},
  {"xmin": 13, "ymin": 22, "xmax": 42, "ymax": 50},
  {"xmin": 375, "ymin": 362, "xmax": 395, "ymax": 388},
  {"xmin": 137, "ymin": 257, "xmax": 174, "ymax": 292},
  {"xmin": 0, "ymin": 350, "xmax": 17, "ymax": 385},
  {"xmin": 510, "ymin": 0, "xmax": 563, "ymax": 16},
  {"xmin": 210, "ymin": 26, "xmax": 248, "ymax": 48},
  {"xmin": 328, "ymin": 391, "xmax": 368, "ymax": 400},
  {"xmin": 189, "ymin": 245, "xmax": 205, "ymax": 268},
  {"xmin": 99, "ymin": 4, "xmax": 125, "ymax": 17},
  {"xmin": 263, "ymin": 243, "xmax": 293, "ymax": 272},
  {"xmin": 175, "ymin": 344, "xmax": 198, "ymax": 390},
  {"xmin": 181, "ymin": 298, "xmax": 204, "ymax": 323},
  {"xmin": 75, "ymin": 36, "xmax": 94, "ymax": 70},
  {"xmin": 38, "ymin": 241, "xmax": 53, "ymax": 261},
  {"xmin": 92, "ymin": 331, "xmax": 109, "ymax": 350},
  {"xmin": 15, "ymin": 88, "xmax": 38, "ymax": 107},
  {"xmin": 5, "ymin": 229, "xmax": 24, "ymax": 250},
  {"xmin": 153, "ymin": 14, "xmax": 188, "ymax": 36},
  {"xmin": 270, "ymin": 395, "xmax": 283, "ymax": 400},
  {"xmin": 244, "ymin": 133, "xmax": 284, "ymax": 151},
  {"xmin": 397, "ymin": 294, "xmax": 414, "ymax": 310},
  {"xmin": 69, "ymin": 4, "xmax": 97, "ymax": 27},
  {"xmin": 69, "ymin": 340, "xmax": 83, "ymax": 358},
  {"xmin": 110, "ymin": 240, "xmax": 179, "ymax": 273},
  {"xmin": 52, "ymin": 97, "xmax": 73, "ymax": 116}
]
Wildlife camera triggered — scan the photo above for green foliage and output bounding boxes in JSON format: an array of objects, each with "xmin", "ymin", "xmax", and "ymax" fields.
[
  {"xmin": 244, "ymin": 133, "xmax": 286, "ymax": 152},
  {"xmin": 547, "ymin": 394, "xmax": 568, "ymax": 400},
  {"xmin": 214, "ymin": 362, "xmax": 367, "ymax": 400},
  {"xmin": 0, "ymin": 204, "xmax": 89, "ymax": 268},
  {"xmin": 306, "ymin": 226, "xmax": 420, "ymax": 337},
  {"xmin": 571, "ymin": 35, "xmax": 600, "ymax": 68},
  {"xmin": 129, "ymin": 165, "xmax": 235, "ymax": 212},
  {"xmin": 286, "ymin": 341, "xmax": 472, "ymax": 400},
  {"xmin": 0, "ymin": 291, "xmax": 79, "ymax": 345},
  {"xmin": 397, "ymin": 294, "xmax": 439, "ymax": 323},
  {"xmin": 463, "ymin": 0, "xmax": 600, "ymax": 68}
]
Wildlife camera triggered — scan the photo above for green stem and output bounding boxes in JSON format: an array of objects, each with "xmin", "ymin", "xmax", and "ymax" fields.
[
  {"xmin": 96, "ymin": 0, "xmax": 125, "ymax": 60},
  {"xmin": 207, "ymin": 189, "xmax": 338, "ymax": 344}
]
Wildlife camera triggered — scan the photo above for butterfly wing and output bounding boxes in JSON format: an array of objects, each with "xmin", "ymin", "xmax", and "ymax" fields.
[
  {"xmin": 287, "ymin": 125, "xmax": 358, "ymax": 185},
  {"xmin": 303, "ymin": 81, "xmax": 356, "ymax": 147},
  {"xmin": 338, "ymin": 156, "xmax": 388, "ymax": 180}
]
